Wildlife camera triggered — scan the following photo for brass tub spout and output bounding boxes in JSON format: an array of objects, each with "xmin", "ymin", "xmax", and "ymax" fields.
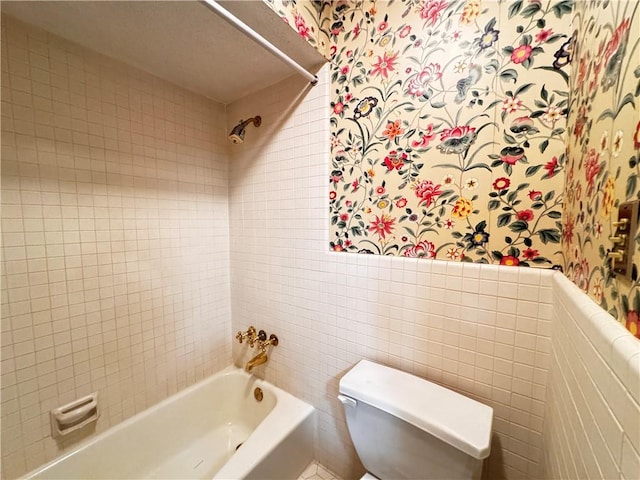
[{"xmin": 245, "ymin": 350, "xmax": 268, "ymax": 372}]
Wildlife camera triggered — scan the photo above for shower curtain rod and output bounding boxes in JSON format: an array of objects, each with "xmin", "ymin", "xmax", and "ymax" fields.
[{"xmin": 201, "ymin": 0, "xmax": 319, "ymax": 86}]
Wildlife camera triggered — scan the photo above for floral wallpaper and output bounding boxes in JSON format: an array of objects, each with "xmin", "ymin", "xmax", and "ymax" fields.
[
  {"xmin": 264, "ymin": 0, "xmax": 332, "ymax": 58},
  {"xmin": 564, "ymin": 0, "xmax": 640, "ymax": 338},
  {"xmin": 267, "ymin": 0, "xmax": 573, "ymax": 266},
  {"xmin": 325, "ymin": 0, "xmax": 574, "ymax": 267}
]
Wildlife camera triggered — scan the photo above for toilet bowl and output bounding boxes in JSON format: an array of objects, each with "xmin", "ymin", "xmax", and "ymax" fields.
[{"xmin": 338, "ymin": 360, "xmax": 493, "ymax": 480}]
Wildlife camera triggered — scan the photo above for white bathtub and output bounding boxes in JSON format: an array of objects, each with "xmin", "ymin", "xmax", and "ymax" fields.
[{"xmin": 24, "ymin": 366, "xmax": 315, "ymax": 479}]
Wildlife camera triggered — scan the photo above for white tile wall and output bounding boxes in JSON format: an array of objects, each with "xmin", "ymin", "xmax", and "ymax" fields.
[
  {"xmin": 227, "ymin": 65, "xmax": 557, "ymax": 480},
  {"xmin": 544, "ymin": 274, "xmax": 640, "ymax": 480},
  {"xmin": 1, "ymin": 16, "xmax": 232, "ymax": 479}
]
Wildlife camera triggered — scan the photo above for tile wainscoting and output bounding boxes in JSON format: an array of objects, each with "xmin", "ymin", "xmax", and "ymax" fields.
[{"xmin": 544, "ymin": 274, "xmax": 640, "ymax": 479}]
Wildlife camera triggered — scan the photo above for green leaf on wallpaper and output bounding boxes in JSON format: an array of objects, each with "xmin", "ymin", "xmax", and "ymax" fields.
[
  {"xmin": 598, "ymin": 245, "xmax": 607, "ymax": 259},
  {"xmin": 552, "ymin": 0, "xmax": 574, "ymax": 18},
  {"xmin": 546, "ymin": 34, "xmax": 565, "ymax": 44},
  {"xmin": 403, "ymin": 226, "xmax": 417, "ymax": 237},
  {"xmin": 532, "ymin": 258, "xmax": 551, "ymax": 264},
  {"xmin": 539, "ymin": 139, "xmax": 549, "ymax": 153},
  {"xmin": 525, "ymin": 165, "xmax": 542, "ymax": 176},
  {"xmin": 515, "ymin": 83, "xmax": 535, "ymax": 96},
  {"xmin": 538, "ymin": 229, "xmax": 561, "ymax": 244},
  {"xmin": 503, "ymin": 132, "xmax": 517, "ymax": 144},
  {"xmin": 508, "ymin": 0, "xmax": 523, "ymax": 18},
  {"xmin": 500, "ymin": 69, "xmax": 518, "ymax": 83},
  {"xmin": 622, "ymin": 295, "xmax": 630, "ymax": 314},
  {"xmin": 430, "ymin": 101, "xmax": 446, "ymax": 109},
  {"xmin": 540, "ymin": 84, "xmax": 548, "ymax": 101},
  {"xmin": 547, "ymin": 211, "xmax": 562, "ymax": 219},
  {"xmin": 467, "ymin": 163, "xmax": 492, "ymax": 172},
  {"xmin": 497, "ymin": 213, "xmax": 512, "ymax": 227},
  {"xmin": 521, "ymin": 2, "xmax": 541, "ymax": 17},
  {"xmin": 510, "ymin": 220, "xmax": 529, "ymax": 232},
  {"xmin": 524, "ymin": 237, "xmax": 533, "ymax": 247},
  {"xmin": 534, "ymin": 66, "xmax": 569, "ymax": 83},
  {"xmin": 484, "ymin": 60, "xmax": 500, "ymax": 74},
  {"xmin": 626, "ymin": 174, "xmax": 638, "ymax": 199},
  {"xmin": 488, "ymin": 200, "xmax": 500, "ymax": 210}
]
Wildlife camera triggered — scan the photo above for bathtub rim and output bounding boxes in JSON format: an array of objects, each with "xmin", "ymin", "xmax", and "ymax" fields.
[{"xmin": 22, "ymin": 365, "xmax": 315, "ymax": 480}]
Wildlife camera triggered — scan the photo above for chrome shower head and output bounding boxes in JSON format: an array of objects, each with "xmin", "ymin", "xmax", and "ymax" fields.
[{"xmin": 228, "ymin": 116, "xmax": 261, "ymax": 144}]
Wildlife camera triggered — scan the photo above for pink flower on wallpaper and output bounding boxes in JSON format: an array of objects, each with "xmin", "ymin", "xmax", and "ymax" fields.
[
  {"xmin": 493, "ymin": 177, "xmax": 510, "ymax": 190},
  {"xmin": 576, "ymin": 56, "xmax": 588, "ymax": 86},
  {"xmin": 502, "ymin": 96, "xmax": 523, "ymax": 113},
  {"xmin": 414, "ymin": 180, "xmax": 443, "ymax": 207},
  {"xmin": 382, "ymin": 120, "xmax": 405, "ymax": 141},
  {"xmin": 522, "ymin": 248, "xmax": 539, "ymax": 260},
  {"xmin": 573, "ymin": 105, "xmax": 588, "ymax": 138},
  {"xmin": 634, "ymin": 121, "xmax": 640, "ymax": 150},
  {"xmin": 403, "ymin": 240, "xmax": 436, "ymax": 258},
  {"xmin": 411, "ymin": 124, "xmax": 437, "ymax": 149},
  {"xmin": 399, "ymin": 25, "xmax": 412, "ymax": 38},
  {"xmin": 544, "ymin": 156, "xmax": 558, "ymax": 177},
  {"xmin": 584, "ymin": 148, "xmax": 600, "ymax": 194},
  {"xmin": 369, "ymin": 214, "xmax": 395, "ymax": 239},
  {"xmin": 418, "ymin": 0, "xmax": 448, "ymax": 26},
  {"xmin": 406, "ymin": 63, "xmax": 442, "ymax": 97},
  {"xmin": 500, "ymin": 146, "xmax": 525, "ymax": 165},
  {"xmin": 352, "ymin": 23, "xmax": 361, "ymax": 38},
  {"xmin": 604, "ymin": 17, "xmax": 631, "ymax": 61},
  {"xmin": 294, "ymin": 13, "xmax": 311, "ymax": 39},
  {"xmin": 383, "ymin": 151, "xmax": 407, "ymax": 171},
  {"xmin": 528, "ymin": 190, "xmax": 542, "ymax": 201},
  {"xmin": 517, "ymin": 210, "xmax": 535, "ymax": 222},
  {"xmin": 562, "ymin": 214, "xmax": 575, "ymax": 246},
  {"xmin": 333, "ymin": 102, "xmax": 344, "ymax": 115},
  {"xmin": 511, "ymin": 44, "xmax": 533, "ymax": 64},
  {"xmin": 437, "ymin": 126, "xmax": 477, "ymax": 154},
  {"xmin": 535, "ymin": 29, "xmax": 553, "ymax": 43},
  {"xmin": 396, "ymin": 197, "xmax": 407, "ymax": 208},
  {"xmin": 371, "ymin": 51, "xmax": 399, "ymax": 79}
]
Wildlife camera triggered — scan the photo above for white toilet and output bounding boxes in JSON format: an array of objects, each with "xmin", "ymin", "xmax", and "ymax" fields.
[{"xmin": 338, "ymin": 360, "xmax": 493, "ymax": 480}]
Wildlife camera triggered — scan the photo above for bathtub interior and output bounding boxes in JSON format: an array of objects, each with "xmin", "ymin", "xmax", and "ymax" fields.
[{"xmin": 23, "ymin": 367, "xmax": 311, "ymax": 480}]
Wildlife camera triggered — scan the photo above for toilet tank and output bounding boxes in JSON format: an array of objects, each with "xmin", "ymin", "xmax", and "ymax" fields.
[{"xmin": 338, "ymin": 360, "xmax": 493, "ymax": 480}]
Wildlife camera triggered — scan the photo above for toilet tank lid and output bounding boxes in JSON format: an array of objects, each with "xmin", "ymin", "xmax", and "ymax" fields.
[{"xmin": 339, "ymin": 360, "xmax": 493, "ymax": 460}]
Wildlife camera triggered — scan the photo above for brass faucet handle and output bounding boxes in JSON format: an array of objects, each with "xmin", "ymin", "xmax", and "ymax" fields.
[
  {"xmin": 268, "ymin": 334, "xmax": 279, "ymax": 347},
  {"xmin": 236, "ymin": 326, "xmax": 258, "ymax": 344}
]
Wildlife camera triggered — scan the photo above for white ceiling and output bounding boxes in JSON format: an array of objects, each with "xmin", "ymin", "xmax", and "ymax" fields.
[{"xmin": 1, "ymin": 1, "xmax": 326, "ymax": 104}]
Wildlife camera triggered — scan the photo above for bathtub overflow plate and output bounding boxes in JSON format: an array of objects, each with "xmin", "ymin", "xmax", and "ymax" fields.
[{"xmin": 254, "ymin": 387, "xmax": 263, "ymax": 402}]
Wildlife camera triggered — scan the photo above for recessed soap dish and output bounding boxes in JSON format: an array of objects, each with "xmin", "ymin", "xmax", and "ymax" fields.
[{"xmin": 50, "ymin": 392, "xmax": 99, "ymax": 437}]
